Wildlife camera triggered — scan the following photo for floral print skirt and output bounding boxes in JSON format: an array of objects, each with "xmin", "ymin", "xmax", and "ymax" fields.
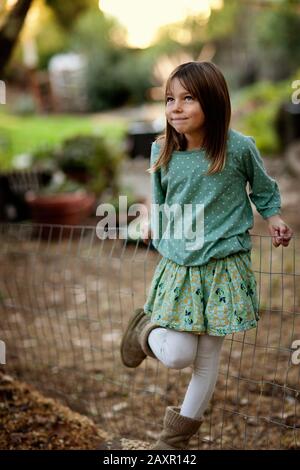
[{"xmin": 143, "ymin": 251, "xmax": 259, "ymax": 336}]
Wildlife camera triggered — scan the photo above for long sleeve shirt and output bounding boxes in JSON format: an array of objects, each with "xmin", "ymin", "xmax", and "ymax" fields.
[{"xmin": 149, "ymin": 127, "xmax": 281, "ymax": 266}]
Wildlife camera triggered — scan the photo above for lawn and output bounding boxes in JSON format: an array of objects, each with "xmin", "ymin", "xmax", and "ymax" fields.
[{"xmin": 0, "ymin": 109, "xmax": 128, "ymax": 170}]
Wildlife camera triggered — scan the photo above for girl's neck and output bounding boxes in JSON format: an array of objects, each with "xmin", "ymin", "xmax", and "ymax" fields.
[{"xmin": 185, "ymin": 133, "xmax": 205, "ymax": 151}]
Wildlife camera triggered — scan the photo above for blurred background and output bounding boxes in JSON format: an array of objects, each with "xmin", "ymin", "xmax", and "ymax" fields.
[{"xmin": 0, "ymin": 0, "xmax": 300, "ymax": 230}]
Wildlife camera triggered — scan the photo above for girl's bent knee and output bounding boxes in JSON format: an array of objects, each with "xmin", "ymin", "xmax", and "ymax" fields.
[
  {"xmin": 164, "ymin": 355, "xmax": 192, "ymax": 370},
  {"xmin": 163, "ymin": 330, "xmax": 197, "ymax": 369}
]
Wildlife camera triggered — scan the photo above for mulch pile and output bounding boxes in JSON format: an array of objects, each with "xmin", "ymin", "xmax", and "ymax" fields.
[
  {"xmin": 0, "ymin": 371, "xmax": 151, "ymax": 450},
  {"xmin": 0, "ymin": 371, "xmax": 112, "ymax": 450}
]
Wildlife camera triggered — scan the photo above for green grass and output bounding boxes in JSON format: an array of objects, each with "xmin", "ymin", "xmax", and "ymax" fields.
[
  {"xmin": 0, "ymin": 110, "xmax": 127, "ymax": 170},
  {"xmin": 231, "ymin": 77, "xmax": 295, "ymax": 154}
]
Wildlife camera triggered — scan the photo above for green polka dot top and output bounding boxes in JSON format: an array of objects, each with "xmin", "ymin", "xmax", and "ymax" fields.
[{"xmin": 149, "ymin": 128, "xmax": 281, "ymax": 266}]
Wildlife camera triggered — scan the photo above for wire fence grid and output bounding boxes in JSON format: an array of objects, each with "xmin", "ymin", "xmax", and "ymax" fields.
[{"xmin": 0, "ymin": 222, "xmax": 299, "ymax": 450}]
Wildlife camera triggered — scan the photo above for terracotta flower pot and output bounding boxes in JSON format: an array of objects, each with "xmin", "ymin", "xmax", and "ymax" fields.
[{"xmin": 25, "ymin": 191, "xmax": 96, "ymax": 239}]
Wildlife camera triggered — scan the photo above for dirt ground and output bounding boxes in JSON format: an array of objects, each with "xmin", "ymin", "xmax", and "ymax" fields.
[
  {"xmin": 0, "ymin": 371, "xmax": 150, "ymax": 450},
  {"xmin": 0, "ymin": 150, "xmax": 299, "ymax": 451},
  {"xmin": 0, "ymin": 371, "xmax": 109, "ymax": 450}
]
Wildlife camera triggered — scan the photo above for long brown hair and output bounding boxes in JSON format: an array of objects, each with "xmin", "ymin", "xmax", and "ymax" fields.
[{"xmin": 147, "ymin": 61, "xmax": 231, "ymax": 176}]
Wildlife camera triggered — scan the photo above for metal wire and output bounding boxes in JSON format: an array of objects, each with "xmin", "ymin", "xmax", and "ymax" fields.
[{"xmin": 0, "ymin": 222, "xmax": 299, "ymax": 449}]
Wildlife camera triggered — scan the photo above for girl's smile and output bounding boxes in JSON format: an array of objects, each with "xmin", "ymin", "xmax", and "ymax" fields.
[{"xmin": 171, "ymin": 117, "xmax": 188, "ymax": 123}]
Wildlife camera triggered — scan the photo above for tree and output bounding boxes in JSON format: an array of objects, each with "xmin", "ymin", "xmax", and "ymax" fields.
[
  {"xmin": 45, "ymin": 0, "xmax": 96, "ymax": 30},
  {"xmin": 0, "ymin": 0, "xmax": 34, "ymax": 75},
  {"xmin": 0, "ymin": 0, "xmax": 96, "ymax": 75}
]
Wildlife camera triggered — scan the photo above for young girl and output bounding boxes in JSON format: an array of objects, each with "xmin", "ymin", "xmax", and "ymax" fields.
[{"xmin": 120, "ymin": 61, "xmax": 293, "ymax": 450}]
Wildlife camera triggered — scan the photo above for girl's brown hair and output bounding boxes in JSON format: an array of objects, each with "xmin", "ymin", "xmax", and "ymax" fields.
[{"xmin": 147, "ymin": 61, "xmax": 231, "ymax": 175}]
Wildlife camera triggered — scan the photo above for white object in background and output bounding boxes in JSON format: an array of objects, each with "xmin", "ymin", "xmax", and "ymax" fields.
[
  {"xmin": 0, "ymin": 80, "xmax": 6, "ymax": 104},
  {"xmin": 48, "ymin": 53, "xmax": 88, "ymax": 112}
]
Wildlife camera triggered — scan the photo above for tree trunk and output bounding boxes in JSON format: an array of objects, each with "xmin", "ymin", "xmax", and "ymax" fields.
[{"xmin": 0, "ymin": 0, "xmax": 33, "ymax": 75}]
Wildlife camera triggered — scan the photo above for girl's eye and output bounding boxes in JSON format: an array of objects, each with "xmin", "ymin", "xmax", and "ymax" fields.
[{"xmin": 165, "ymin": 95, "xmax": 193, "ymax": 103}]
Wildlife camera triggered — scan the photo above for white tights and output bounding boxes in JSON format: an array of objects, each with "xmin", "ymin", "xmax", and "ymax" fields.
[{"xmin": 148, "ymin": 328, "xmax": 225, "ymax": 420}]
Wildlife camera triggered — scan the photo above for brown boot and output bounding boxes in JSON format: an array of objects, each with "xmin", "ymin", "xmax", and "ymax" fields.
[
  {"xmin": 120, "ymin": 308, "xmax": 158, "ymax": 368},
  {"xmin": 151, "ymin": 406, "xmax": 203, "ymax": 450}
]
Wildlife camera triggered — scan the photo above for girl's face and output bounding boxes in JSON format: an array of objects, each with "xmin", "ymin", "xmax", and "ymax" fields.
[{"xmin": 165, "ymin": 78, "xmax": 205, "ymax": 140}]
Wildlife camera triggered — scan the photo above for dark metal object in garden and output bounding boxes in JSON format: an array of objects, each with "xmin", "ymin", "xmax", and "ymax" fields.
[
  {"xmin": 275, "ymin": 102, "xmax": 300, "ymax": 149},
  {"xmin": 126, "ymin": 122, "xmax": 159, "ymax": 159}
]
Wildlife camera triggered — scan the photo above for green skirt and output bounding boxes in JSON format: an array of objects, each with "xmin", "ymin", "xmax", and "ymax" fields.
[{"xmin": 143, "ymin": 251, "xmax": 259, "ymax": 336}]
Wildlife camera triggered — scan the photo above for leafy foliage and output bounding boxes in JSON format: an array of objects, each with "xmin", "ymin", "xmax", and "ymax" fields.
[
  {"xmin": 39, "ymin": 134, "xmax": 125, "ymax": 196},
  {"xmin": 232, "ymin": 78, "xmax": 294, "ymax": 153}
]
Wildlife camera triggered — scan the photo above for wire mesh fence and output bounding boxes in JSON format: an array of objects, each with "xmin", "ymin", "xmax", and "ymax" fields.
[{"xmin": 0, "ymin": 222, "xmax": 299, "ymax": 450}]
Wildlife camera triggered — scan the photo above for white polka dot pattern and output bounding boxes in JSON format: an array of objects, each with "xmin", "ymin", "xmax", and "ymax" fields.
[{"xmin": 149, "ymin": 128, "xmax": 281, "ymax": 266}]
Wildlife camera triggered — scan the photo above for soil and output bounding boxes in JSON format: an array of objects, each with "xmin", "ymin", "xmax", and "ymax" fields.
[{"xmin": 0, "ymin": 371, "xmax": 110, "ymax": 450}]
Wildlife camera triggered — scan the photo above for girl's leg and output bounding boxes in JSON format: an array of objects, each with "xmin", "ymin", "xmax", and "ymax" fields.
[
  {"xmin": 180, "ymin": 334, "xmax": 225, "ymax": 420},
  {"xmin": 148, "ymin": 328, "xmax": 198, "ymax": 370}
]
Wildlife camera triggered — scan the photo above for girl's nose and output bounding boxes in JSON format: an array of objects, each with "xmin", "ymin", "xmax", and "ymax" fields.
[{"xmin": 173, "ymin": 100, "xmax": 183, "ymax": 112}]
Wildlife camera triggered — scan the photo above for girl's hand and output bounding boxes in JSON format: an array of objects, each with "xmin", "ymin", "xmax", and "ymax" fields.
[{"xmin": 267, "ymin": 215, "xmax": 294, "ymax": 247}]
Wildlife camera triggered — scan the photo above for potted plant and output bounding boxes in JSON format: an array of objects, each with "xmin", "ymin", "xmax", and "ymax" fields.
[
  {"xmin": 25, "ymin": 172, "xmax": 96, "ymax": 239},
  {"xmin": 55, "ymin": 134, "xmax": 123, "ymax": 197}
]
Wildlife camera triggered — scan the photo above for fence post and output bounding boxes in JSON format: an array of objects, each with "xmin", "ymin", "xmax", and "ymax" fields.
[
  {"xmin": 0, "ymin": 340, "xmax": 6, "ymax": 364},
  {"xmin": 0, "ymin": 80, "xmax": 6, "ymax": 105}
]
